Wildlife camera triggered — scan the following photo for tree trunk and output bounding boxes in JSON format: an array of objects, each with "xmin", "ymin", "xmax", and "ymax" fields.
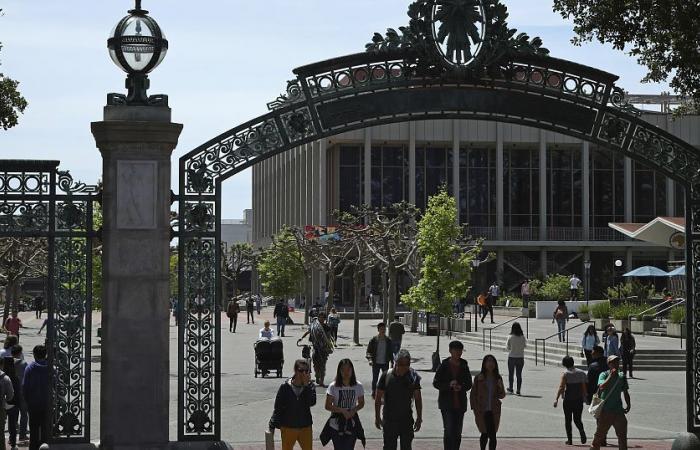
[
  {"xmin": 381, "ymin": 271, "xmax": 388, "ymax": 323},
  {"xmin": 353, "ymin": 270, "xmax": 361, "ymax": 345},
  {"xmin": 304, "ymin": 272, "xmax": 312, "ymax": 325},
  {"xmin": 327, "ymin": 267, "xmax": 336, "ymax": 312},
  {"xmin": 387, "ymin": 267, "xmax": 397, "ymax": 323},
  {"xmin": 411, "ymin": 308, "xmax": 419, "ymax": 333},
  {"xmin": 3, "ymin": 281, "xmax": 17, "ymax": 327}
]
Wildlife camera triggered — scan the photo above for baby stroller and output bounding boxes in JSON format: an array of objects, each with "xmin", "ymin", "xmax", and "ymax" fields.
[{"xmin": 254, "ymin": 337, "xmax": 284, "ymax": 378}]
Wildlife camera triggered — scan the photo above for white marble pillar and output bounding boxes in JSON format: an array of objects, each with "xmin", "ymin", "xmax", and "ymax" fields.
[
  {"xmin": 582, "ymin": 141, "xmax": 590, "ymax": 239},
  {"xmin": 409, "ymin": 123, "xmax": 416, "ymax": 205}
]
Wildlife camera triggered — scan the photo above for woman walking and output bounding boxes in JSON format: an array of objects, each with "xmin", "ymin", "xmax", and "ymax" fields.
[
  {"xmin": 505, "ymin": 323, "xmax": 526, "ymax": 395},
  {"xmin": 299, "ymin": 312, "xmax": 334, "ymax": 386},
  {"xmin": 470, "ymin": 354, "xmax": 506, "ymax": 450},
  {"xmin": 320, "ymin": 359, "xmax": 366, "ymax": 449},
  {"xmin": 581, "ymin": 325, "xmax": 599, "ymax": 365},
  {"xmin": 328, "ymin": 308, "xmax": 341, "ymax": 342},
  {"xmin": 552, "ymin": 300, "xmax": 568, "ymax": 342},
  {"xmin": 604, "ymin": 326, "xmax": 620, "ymax": 358},
  {"xmin": 553, "ymin": 356, "xmax": 588, "ymax": 445},
  {"xmin": 620, "ymin": 328, "xmax": 636, "ymax": 378}
]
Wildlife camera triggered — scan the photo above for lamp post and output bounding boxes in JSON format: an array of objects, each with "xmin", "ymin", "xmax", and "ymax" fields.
[
  {"xmin": 107, "ymin": 0, "xmax": 169, "ymax": 106},
  {"xmin": 584, "ymin": 260, "xmax": 591, "ymax": 307},
  {"xmin": 472, "ymin": 258, "xmax": 480, "ymax": 332},
  {"xmin": 614, "ymin": 259, "xmax": 623, "ymax": 301}
]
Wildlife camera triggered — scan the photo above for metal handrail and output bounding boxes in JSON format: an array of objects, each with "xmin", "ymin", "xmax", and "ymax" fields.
[
  {"xmin": 626, "ymin": 297, "xmax": 684, "ymax": 328},
  {"xmin": 482, "ymin": 315, "xmax": 529, "ymax": 350},
  {"xmin": 535, "ymin": 320, "xmax": 595, "ymax": 366},
  {"xmin": 653, "ymin": 299, "xmax": 686, "ymax": 349}
]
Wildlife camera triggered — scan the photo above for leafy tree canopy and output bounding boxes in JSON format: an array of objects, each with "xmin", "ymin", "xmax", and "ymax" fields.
[
  {"xmin": 552, "ymin": 1, "xmax": 700, "ymax": 108},
  {"xmin": 0, "ymin": 10, "xmax": 28, "ymax": 130},
  {"xmin": 257, "ymin": 228, "xmax": 304, "ymax": 299}
]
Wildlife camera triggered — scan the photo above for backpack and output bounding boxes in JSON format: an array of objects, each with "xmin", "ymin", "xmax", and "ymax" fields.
[{"xmin": 555, "ymin": 308, "xmax": 565, "ymax": 319}]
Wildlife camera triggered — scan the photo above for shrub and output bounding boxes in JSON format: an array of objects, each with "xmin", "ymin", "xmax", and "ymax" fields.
[
  {"xmin": 610, "ymin": 303, "xmax": 646, "ymax": 320},
  {"xmin": 605, "ymin": 279, "xmax": 657, "ymax": 301},
  {"xmin": 591, "ymin": 302, "xmax": 611, "ymax": 319},
  {"xmin": 578, "ymin": 304, "xmax": 590, "ymax": 314},
  {"xmin": 669, "ymin": 306, "xmax": 686, "ymax": 324},
  {"xmin": 502, "ymin": 295, "xmax": 523, "ymax": 307},
  {"xmin": 530, "ymin": 274, "xmax": 583, "ymax": 302}
]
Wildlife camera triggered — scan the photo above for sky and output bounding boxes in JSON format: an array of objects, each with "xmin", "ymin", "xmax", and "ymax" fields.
[{"xmin": 0, "ymin": 0, "xmax": 671, "ymax": 219}]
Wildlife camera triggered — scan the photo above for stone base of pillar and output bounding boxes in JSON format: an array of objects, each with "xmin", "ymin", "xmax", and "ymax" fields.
[
  {"xmin": 41, "ymin": 441, "xmax": 234, "ymax": 450},
  {"xmin": 673, "ymin": 433, "xmax": 700, "ymax": 450}
]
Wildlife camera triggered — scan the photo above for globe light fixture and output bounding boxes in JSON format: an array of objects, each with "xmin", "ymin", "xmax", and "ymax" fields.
[{"xmin": 107, "ymin": 0, "xmax": 168, "ymax": 106}]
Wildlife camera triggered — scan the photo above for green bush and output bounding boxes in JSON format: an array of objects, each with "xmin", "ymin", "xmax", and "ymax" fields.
[
  {"xmin": 578, "ymin": 304, "xmax": 590, "ymax": 314},
  {"xmin": 529, "ymin": 274, "xmax": 583, "ymax": 302},
  {"xmin": 669, "ymin": 306, "xmax": 686, "ymax": 324},
  {"xmin": 501, "ymin": 295, "xmax": 523, "ymax": 307},
  {"xmin": 605, "ymin": 279, "xmax": 657, "ymax": 301},
  {"xmin": 610, "ymin": 303, "xmax": 646, "ymax": 320},
  {"xmin": 591, "ymin": 302, "xmax": 611, "ymax": 319}
]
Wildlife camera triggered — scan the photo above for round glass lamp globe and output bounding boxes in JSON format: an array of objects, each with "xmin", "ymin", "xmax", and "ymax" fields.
[{"xmin": 108, "ymin": 11, "xmax": 168, "ymax": 74}]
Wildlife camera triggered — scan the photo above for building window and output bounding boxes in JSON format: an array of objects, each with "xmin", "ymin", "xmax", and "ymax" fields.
[
  {"xmin": 416, "ymin": 145, "xmax": 452, "ymax": 210},
  {"xmin": 372, "ymin": 145, "xmax": 409, "ymax": 207},
  {"xmin": 504, "ymin": 147, "xmax": 539, "ymax": 228},
  {"xmin": 590, "ymin": 147, "xmax": 625, "ymax": 228},
  {"xmin": 338, "ymin": 145, "xmax": 363, "ymax": 212},
  {"xmin": 548, "ymin": 147, "xmax": 582, "ymax": 227},
  {"xmin": 459, "ymin": 147, "xmax": 496, "ymax": 227},
  {"xmin": 633, "ymin": 161, "xmax": 666, "ymax": 223}
]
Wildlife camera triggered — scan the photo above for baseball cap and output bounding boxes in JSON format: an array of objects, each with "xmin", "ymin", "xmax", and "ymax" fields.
[{"xmin": 607, "ymin": 355, "xmax": 620, "ymax": 363}]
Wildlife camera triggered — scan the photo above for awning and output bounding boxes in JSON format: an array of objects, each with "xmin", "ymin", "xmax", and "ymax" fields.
[
  {"xmin": 609, "ymin": 217, "xmax": 685, "ymax": 248},
  {"xmin": 667, "ymin": 266, "xmax": 686, "ymax": 276},
  {"xmin": 623, "ymin": 266, "xmax": 668, "ymax": 277}
]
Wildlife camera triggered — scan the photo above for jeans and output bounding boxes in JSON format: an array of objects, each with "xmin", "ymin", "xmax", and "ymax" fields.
[
  {"xmin": 7, "ymin": 405, "xmax": 28, "ymax": 446},
  {"xmin": 383, "ymin": 420, "xmax": 414, "ymax": 450},
  {"xmin": 584, "ymin": 349, "xmax": 593, "ymax": 366},
  {"xmin": 247, "ymin": 309, "xmax": 255, "ymax": 324},
  {"xmin": 371, "ymin": 363, "xmax": 389, "ymax": 395},
  {"xmin": 229, "ymin": 315, "xmax": 237, "ymax": 332},
  {"xmin": 592, "ymin": 411, "xmax": 627, "ymax": 450},
  {"xmin": 441, "ymin": 409, "xmax": 465, "ymax": 450},
  {"xmin": 622, "ymin": 352, "xmax": 634, "ymax": 377},
  {"xmin": 28, "ymin": 408, "xmax": 48, "ymax": 450},
  {"xmin": 556, "ymin": 319, "xmax": 567, "ymax": 342},
  {"xmin": 563, "ymin": 399, "xmax": 586, "ymax": 443},
  {"xmin": 332, "ymin": 434, "xmax": 357, "ymax": 450},
  {"xmin": 277, "ymin": 317, "xmax": 286, "ymax": 336},
  {"xmin": 330, "ymin": 326, "xmax": 338, "ymax": 341},
  {"xmin": 480, "ymin": 411, "xmax": 497, "ymax": 450},
  {"xmin": 507, "ymin": 357, "xmax": 524, "ymax": 392}
]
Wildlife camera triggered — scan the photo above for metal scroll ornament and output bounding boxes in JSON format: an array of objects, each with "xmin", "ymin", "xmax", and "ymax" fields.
[{"xmin": 431, "ymin": 0, "xmax": 486, "ymax": 68}]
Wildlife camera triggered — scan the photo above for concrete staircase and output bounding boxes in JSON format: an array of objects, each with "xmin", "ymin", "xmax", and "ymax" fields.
[
  {"xmin": 649, "ymin": 320, "xmax": 668, "ymax": 337},
  {"xmin": 453, "ymin": 330, "xmax": 687, "ymax": 371}
]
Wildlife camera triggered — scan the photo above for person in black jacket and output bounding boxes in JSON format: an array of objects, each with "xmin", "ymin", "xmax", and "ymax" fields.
[
  {"xmin": 433, "ymin": 340, "xmax": 473, "ymax": 450},
  {"xmin": 273, "ymin": 299, "xmax": 290, "ymax": 337},
  {"xmin": 366, "ymin": 323, "xmax": 393, "ymax": 398},
  {"xmin": 269, "ymin": 359, "xmax": 317, "ymax": 450},
  {"xmin": 586, "ymin": 345, "xmax": 608, "ymax": 447}
]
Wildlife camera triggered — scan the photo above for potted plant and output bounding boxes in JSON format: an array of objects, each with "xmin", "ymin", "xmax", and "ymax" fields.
[
  {"xmin": 578, "ymin": 304, "xmax": 590, "ymax": 322},
  {"xmin": 591, "ymin": 302, "xmax": 611, "ymax": 330},
  {"xmin": 610, "ymin": 303, "xmax": 643, "ymax": 331},
  {"xmin": 667, "ymin": 306, "xmax": 686, "ymax": 338},
  {"xmin": 630, "ymin": 313, "xmax": 660, "ymax": 334}
]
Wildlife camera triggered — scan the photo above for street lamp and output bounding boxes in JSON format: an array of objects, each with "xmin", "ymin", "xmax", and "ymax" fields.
[
  {"xmin": 472, "ymin": 258, "xmax": 480, "ymax": 333},
  {"xmin": 107, "ymin": 0, "xmax": 169, "ymax": 106},
  {"xmin": 614, "ymin": 259, "xmax": 623, "ymax": 301},
  {"xmin": 584, "ymin": 260, "xmax": 591, "ymax": 307}
]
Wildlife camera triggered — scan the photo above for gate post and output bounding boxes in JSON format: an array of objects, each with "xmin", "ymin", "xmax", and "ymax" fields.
[{"xmin": 92, "ymin": 106, "xmax": 182, "ymax": 450}]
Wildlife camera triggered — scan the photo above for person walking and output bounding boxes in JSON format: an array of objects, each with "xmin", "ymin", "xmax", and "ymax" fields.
[
  {"xmin": 482, "ymin": 283, "xmax": 498, "ymax": 324},
  {"xmin": 569, "ymin": 274, "xmax": 582, "ymax": 301},
  {"xmin": 328, "ymin": 308, "xmax": 340, "ymax": 342},
  {"xmin": 470, "ymin": 354, "xmax": 506, "ymax": 450},
  {"xmin": 552, "ymin": 300, "xmax": 569, "ymax": 342},
  {"xmin": 23, "ymin": 345, "xmax": 48, "ymax": 450},
  {"xmin": 226, "ymin": 297, "xmax": 240, "ymax": 333},
  {"xmin": 4, "ymin": 312, "xmax": 22, "ymax": 341},
  {"xmin": 520, "ymin": 279, "xmax": 531, "ymax": 317},
  {"xmin": 320, "ymin": 359, "xmax": 366, "ymax": 449},
  {"xmin": 604, "ymin": 326, "xmax": 620, "ymax": 358},
  {"xmin": 299, "ymin": 312, "xmax": 334, "ymax": 386},
  {"xmin": 33, "ymin": 297, "xmax": 43, "ymax": 320},
  {"xmin": 269, "ymin": 359, "xmax": 317, "ymax": 450},
  {"xmin": 581, "ymin": 325, "xmax": 600, "ymax": 366},
  {"xmin": 590, "ymin": 355, "xmax": 631, "ymax": 450},
  {"xmin": 388, "ymin": 318, "xmax": 405, "ymax": 365},
  {"xmin": 172, "ymin": 297, "xmax": 178, "ymax": 327},
  {"xmin": 259, "ymin": 320, "xmax": 275, "ymax": 339},
  {"xmin": 587, "ymin": 345, "xmax": 609, "ymax": 447},
  {"xmin": 433, "ymin": 340, "xmax": 472, "ymax": 450},
  {"xmin": 0, "ymin": 336, "xmax": 18, "ymax": 359},
  {"xmin": 620, "ymin": 328, "xmax": 636, "ymax": 378},
  {"xmin": 476, "ymin": 292, "xmax": 487, "ymax": 319},
  {"xmin": 256, "ymin": 295, "xmax": 262, "ymax": 315},
  {"xmin": 10, "ymin": 345, "xmax": 28, "ymax": 445},
  {"xmin": 505, "ymin": 322, "xmax": 526, "ymax": 395},
  {"xmin": 366, "ymin": 322, "xmax": 393, "ymax": 399},
  {"xmin": 0, "ymin": 357, "xmax": 14, "ymax": 450},
  {"xmin": 274, "ymin": 299, "xmax": 290, "ymax": 337},
  {"xmin": 375, "ymin": 349, "xmax": 422, "ymax": 450},
  {"xmin": 3, "ymin": 356, "xmax": 21, "ymax": 450},
  {"xmin": 553, "ymin": 356, "xmax": 587, "ymax": 445},
  {"xmin": 246, "ymin": 296, "xmax": 255, "ymax": 324}
]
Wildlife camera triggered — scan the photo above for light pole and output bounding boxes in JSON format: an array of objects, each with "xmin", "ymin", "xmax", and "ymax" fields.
[
  {"xmin": 584, "ymin": 260, "xmax": 591, "ymax": 307},
  {"xmin": 614, "ymin": 259, "xmax": 623, "ymax": 301},
  {"xmin": 472, "ymin": 258, "xmax": 480, "ymax": 332}
]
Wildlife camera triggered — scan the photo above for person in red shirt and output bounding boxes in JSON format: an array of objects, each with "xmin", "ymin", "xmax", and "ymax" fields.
[{"xmin": 5, "ymin": 312, "xmax": 22, "ymax": 339}]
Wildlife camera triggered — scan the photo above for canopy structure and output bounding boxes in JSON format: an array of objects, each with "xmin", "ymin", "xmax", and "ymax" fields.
[
  {"xmin": 668, "ymin": 266, "xmax": 686, "ymax": 276},
  {"xmin": 608, "ymin": 217, "xmax": 685, "ymax": 248},
  {"xmin": 623, "ymin": 266, "xmax": 669, "ymax": 277}
]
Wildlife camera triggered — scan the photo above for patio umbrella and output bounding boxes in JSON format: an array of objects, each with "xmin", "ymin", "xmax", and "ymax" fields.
[
  {"xmin": 622, "ymin": 266, "xmax": 669, "ymax": 277},
  {"xmin": 667, "ymin": 266, "xmax": 686, "ymax": 276}
]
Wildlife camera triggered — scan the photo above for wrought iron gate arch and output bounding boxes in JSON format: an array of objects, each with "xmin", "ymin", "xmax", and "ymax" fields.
[
  {"xmin": 0, "ymin": 159, "xmax": 99, "ymax": 444},
  {"xmin": 176, "ymin": 2, "xmax": 700, "ymax": 441}
]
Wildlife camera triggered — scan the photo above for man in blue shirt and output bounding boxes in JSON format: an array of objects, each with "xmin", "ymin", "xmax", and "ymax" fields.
[{"xmin": 591, "ymin": 355, "xmax": 630, "ymax": 450}]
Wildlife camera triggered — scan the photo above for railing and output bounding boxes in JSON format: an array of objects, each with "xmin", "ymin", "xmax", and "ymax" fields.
[
  {"xmin": 504, "ymin": 227, "xmax": 539, "ymax": 241},
  {"xmin": 535, "ymin": 320, "xmax": 594, "ymax": 366},
  {"xmin": 466, "ymin": 227, "xmax": 498, "ymax": 240},
  {"xmin": 654, "ymin": 299, "xmax": 686, "ymax": 349},
  {"xmin": 464, "ymin": 226, "xmax": 629, "ymax": 242},
  {"xmin": 482, "ymin": 315, "xmax": 529, "ymax": 350},
  {"xmin": 627, "ymin": 297, "xmax": 684, "ymax": 323}
]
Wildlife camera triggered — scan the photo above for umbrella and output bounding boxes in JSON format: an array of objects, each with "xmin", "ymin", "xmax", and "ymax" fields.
[
  {"xmin": 622, "ymin": 266, "xmax": 669, "ymax": 277},
  {"xmin": 667, "ymin": 266, "xmax": 686, "ymax": 276}
]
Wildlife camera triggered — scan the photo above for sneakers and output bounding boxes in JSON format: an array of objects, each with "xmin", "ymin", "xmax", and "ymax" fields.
[
  {"xmin": 580, "ymin": 430, "xmax": 587, "ymax": 444},
  {"xmin": 516, "ymin": 391, "xmax": 521, "ymax": 396},
  {"xmin": 506, "ymin": 388, "xmax": 514, "ymax": 394}
]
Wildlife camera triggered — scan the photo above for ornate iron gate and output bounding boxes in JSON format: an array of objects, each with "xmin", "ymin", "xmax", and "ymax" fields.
[
  {"xmin": 0, "ymin": 160, "xmax": 99, "ymax": 443},
  {"xmin": 176, "ymin": 0, "xmax": 700, "ymax": 440}
]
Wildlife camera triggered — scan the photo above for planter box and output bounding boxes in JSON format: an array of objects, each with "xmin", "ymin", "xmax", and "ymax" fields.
[
  {"xmin": 578, "ymin": 313, "xmax": 590, "ymax": 322},
  {"xmin": 447, "ymin": 318, "xmax": 471, "ymax": 333},
  {"xmin": 667, "ymin": 323, "xmax": 687, "ymax": 338},
  {"xmin": 630, "ymin": 320, "xmax": 660, "ymax": 334},
  {"xmin": 593, "ymin": 318, "xmax": 610, "ymax": 331},
  {"xmin": 610, "ymin": 319, "xmax": 630, "ymax": 331}
]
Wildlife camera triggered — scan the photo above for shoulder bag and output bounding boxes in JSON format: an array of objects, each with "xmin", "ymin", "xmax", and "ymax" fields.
[{"xmin": 588, "ymin": 373, "xmax": 620, "ymax": 419}]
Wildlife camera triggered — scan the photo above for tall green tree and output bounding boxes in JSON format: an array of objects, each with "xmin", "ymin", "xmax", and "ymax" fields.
[
  {"xmin": 552, "ymin": 1, "xmax": 700, "ymax": 108},
  {"xmin": 257, "ymin": 229, "xmax": 304, "ymax": 299},
  {"xmin": 401, "ymin": 189, "xmax": 481, "ymax": 366},
  {"xmin": 0, "ymin": 10, "xmax": 28, "ymax": 130}
]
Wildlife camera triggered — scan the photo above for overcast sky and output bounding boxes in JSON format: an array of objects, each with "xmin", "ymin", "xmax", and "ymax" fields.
[{"xmin": 0, "ymin": 0, "xmax": 670, "ymax": 219}]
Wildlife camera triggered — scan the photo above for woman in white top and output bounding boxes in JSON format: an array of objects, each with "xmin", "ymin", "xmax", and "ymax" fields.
[
  {"xmin": 505, "ymin": 322, "xmax": 527, "ymax": 395},
  {"xmin": 323, "ymin": 358, "xmax": 365, "ymax": 449}
]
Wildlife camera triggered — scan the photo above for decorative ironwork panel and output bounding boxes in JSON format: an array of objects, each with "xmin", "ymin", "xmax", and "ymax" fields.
[
  {"xmin": 179, "ymin": 237, "xmax": 217, "ymax": 439},
  {"xmin": 628, "ymin": 126, "xmax": 700, "ymax": 186},
  {"xmin": 688, "ymin": 187, "xmax": 700, "ymax": 428},
  {"xmin": 597, "ymin": 113, "xmax": 631, "ymax": 147},
  {"xmin": 183, "ymin": 201, "xmax": 216, "ymax": 233},
  {"xmin": 52, "ymin": 236, "xmax": 91, "ymax": 439}
]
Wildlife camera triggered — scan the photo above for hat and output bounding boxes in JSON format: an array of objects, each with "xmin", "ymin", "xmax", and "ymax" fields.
[{"xmin": 607, "ymin": 355, "xmax": 620, "ymax": 363}]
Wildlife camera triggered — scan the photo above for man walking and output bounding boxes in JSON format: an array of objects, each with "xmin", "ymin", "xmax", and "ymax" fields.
[
  {"xmin": 591, "ymin": 355, "xmax": 630, "ymax": 450},
  {"xmin": 33, "ymin": 297, "xmax": 43, "ymax": 320},
  {"xmin": 23, "ymin": 345, "xmax": 48, "ymax": 450},
  {"xmin": 433, "ymin": 341, "xmax": 472, "ymax": 450},
  {"xmin": 375, "ymin": 349, "xmax": 422, "ymax": 450},
  {"xmin": 10, "ymin": 345, "xmax": 28, "ymax": 445},
  {"xmin": 483, "ymin": 282, "xmax": 498, "ymax": 324},
  {"xmin": 570, "ymin": 274, "xmax": 582, "ymax": 301},
  {"xmin": 226, "ymin": 297, "xmax": 240, "ymax": 333},
  {"xmin": 269, "ymin": 359, "xmax": 317, "ymax": 450},
  {"xmin": 246, "ymin": 296, "xmax": 255, "ymax": 324},
  {"xmin": 4, "ymin": 312, "xmax": 22, "ymax": 341},
  {"xmin": 366, "ymin": 322, "xmax": 393, "ymax": 398},
  {"xmin": 388, "ymin": 318, "xmax": 405, "ymax": 365},
  {"xmin": 274, "ymin": 299, "xmax": 290, "ymax": 337}
]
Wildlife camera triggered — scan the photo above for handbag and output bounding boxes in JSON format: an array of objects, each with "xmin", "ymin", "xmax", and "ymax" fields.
[{"xmin": 588, "ymin": 374, "xmax": 621, "ymax": 419}]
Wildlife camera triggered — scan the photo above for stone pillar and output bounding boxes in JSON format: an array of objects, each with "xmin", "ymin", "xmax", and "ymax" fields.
[
  {"xmin": 496, "ymin": 123, "xmax": 504, "ymax": 240},
  {"xmin": 408, "ymin": 123, "xmax": 416, "ymax": 204},
  {"xmin": 92, "ymin": 106, "xmax": 182, "ymax": 450}
]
